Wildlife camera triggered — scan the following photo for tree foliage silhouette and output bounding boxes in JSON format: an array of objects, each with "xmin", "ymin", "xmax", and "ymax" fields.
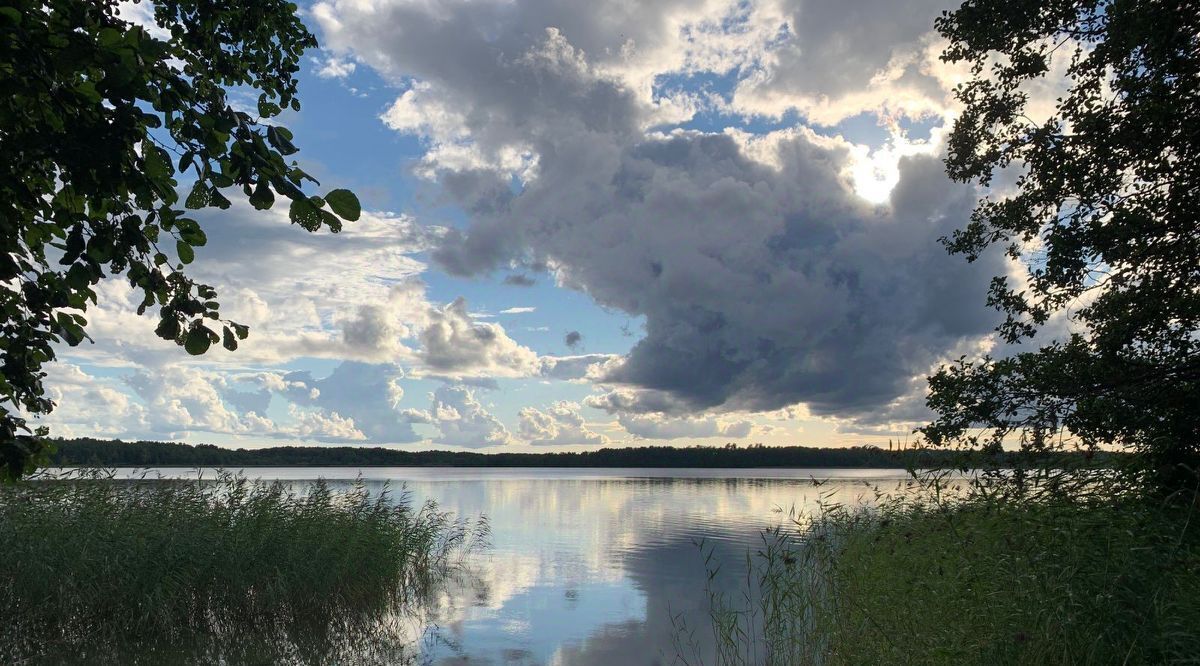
[
  {"xmin": 0, "ymin": 0, "xmax": 359, "ymax": 478},
  {"xmin": 923, "ymin": 0, "xmax": 1199, "ymax": 490}
]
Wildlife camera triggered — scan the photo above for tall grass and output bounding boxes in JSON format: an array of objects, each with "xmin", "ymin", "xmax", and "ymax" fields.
[
  {"xmin": 0, "ymin": 470, "xmax": 486, "ymax": 664},
  {"xmin": 684, "ymin": 476, "xmax": 1200, "ymax": 665}
]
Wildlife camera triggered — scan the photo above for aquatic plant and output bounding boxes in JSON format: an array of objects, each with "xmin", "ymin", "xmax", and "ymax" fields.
[
  {"xmin": 0, "ymin": 470, "xmax": 486, "ymax": 664},
  {"xmin": 683, "ymin": 477, "xmax": 1200, "ymax": 665}
]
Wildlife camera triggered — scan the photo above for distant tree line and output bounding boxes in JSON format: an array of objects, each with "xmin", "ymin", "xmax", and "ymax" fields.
[{"xmin": 46, "ymin": 438, "xmax": 1119, "ymax": 470}]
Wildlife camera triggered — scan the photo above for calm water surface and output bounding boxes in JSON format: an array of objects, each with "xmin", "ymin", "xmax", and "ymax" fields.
[{"xmin": 110, "ymin": 467, "xmax": 913, "ymax": 664}]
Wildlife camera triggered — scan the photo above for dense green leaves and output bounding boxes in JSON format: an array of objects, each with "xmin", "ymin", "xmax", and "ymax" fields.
[
  {"xmin": 923, "ymin": 0, "xmax": 1200, "ymax": 492},
  {"xmin": 0, "ymin": 0, "xmax": 360, "ymax": 479}
]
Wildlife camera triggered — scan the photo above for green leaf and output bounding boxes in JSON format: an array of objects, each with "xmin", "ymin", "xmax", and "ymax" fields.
[
  {"xmin": 177, "ymin": 221, "xmax": 207, "ymax": 246},
  {"xmin": 321, "ymin": 210, "xmax": 342, "ymax": 233},
  {"xmin": 176, "ymin": 240, "xmax": 195, "ymax": 265},
  {"xmin": 155, "ymin": 317, "xmax": 180, "ymax": 341},
  {"xmin": 272, "ymin": 176, "xmax": 305, "ymax": 201},
  {"xmin": 258, "ymin": 96, "xmax": 282, "ymax": 118},
  {"xmin": 185, "ymin": 183, "xmax": 210, "ymax": 209},
  {"xmin": 184, "ymin": 327, "xmax": 211, "ymax": 355},
  {"xmin": 248, "ymin": 181, "xmax": 275, "ymax": 210},
  {"xmin": 325, "ymin": 189, "xmax": 361, "ymax": 221},
  {"xmin": 267, "ymin": 126, "xmax": 298, "ymax": 155},
  {"xmin": 86, "ymin": 236, "xmax": 114, "ymax": 263},
  {"xmin": 288, "ymin": 197, "xmax": 323, "ymax": 231},
  {"xmin": 66, "ymin": 263, "xmax": 93, "ymax": 290},
  {"xmin": 222, "ymin": 327, "xmax": 238, "ymax": 352},
  {"xmin": 63, "ymin": 226, "xmax": 85, "ymax": 263},
  {"xmin": 56, "ymin": 313, "xmax": 87, "ymax": 346},
  {"xmin": 210, "ymin": 189, "xmax": 232, "ymax": 209},
  {"xmin": 143, "ymin": 145, "xmax": 173, "ymax": 180}
]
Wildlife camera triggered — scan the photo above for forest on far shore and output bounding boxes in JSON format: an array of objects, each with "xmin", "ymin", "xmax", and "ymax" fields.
[{"xmin": 46, "ymin": 437, "xmax": 1117, "ymax": 469}]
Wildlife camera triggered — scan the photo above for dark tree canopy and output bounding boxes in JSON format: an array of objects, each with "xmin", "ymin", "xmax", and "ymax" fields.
[
  {"xmin": 0, "ymin": 0, "xmax": 359, "ymax": 479},
  {"xmin": 923, "ymin": 0, "xmax": 1200, "ymax": 490}
]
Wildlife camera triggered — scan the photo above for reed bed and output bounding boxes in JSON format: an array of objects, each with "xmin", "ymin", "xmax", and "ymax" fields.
[
  {"xmin": 0, "ymin": 470, "xmax": 485, "ymax": 663},
  {"xmin": 684, "ymin": 478, "xmax": 1200, "ymax": 665}
]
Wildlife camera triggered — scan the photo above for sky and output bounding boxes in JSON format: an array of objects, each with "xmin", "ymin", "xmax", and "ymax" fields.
[{"xmin": 39, "ymin": 0, "xmax": 1052, "ymax": 451}]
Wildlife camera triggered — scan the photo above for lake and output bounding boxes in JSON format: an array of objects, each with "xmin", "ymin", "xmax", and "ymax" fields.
[{"xmin": 102, "ymin": 467, "xmax": 916, "ymax": 664}]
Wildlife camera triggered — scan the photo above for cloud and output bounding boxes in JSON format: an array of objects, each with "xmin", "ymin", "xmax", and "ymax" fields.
[
  {"xmin": 123, "ymin": 365, "xmax": 278, "ymax": 438},
  {"xmin": 310, "ymin": 10, "xmax": 1006, "ymax": 424},
  {"xmin": 33, "ymin": 364, "xmax": 151, "ymax": 439},
  {"xmin": 616, "ymin": 412, "xmax": 754, "ymax": 440},
  {"xmin": 425, "ymin": 385, "xmax": 512, "ymax": 447},
  {"xmin": 564, "ymin": 330, "xmax": 582, "ymax": 349},
  {"xmin": 499, "ymin": 306, "xmax": 537, "ymax": 314},
  {"xmin": 288, "ymin": 405, "xmax": 368, "ymax": 442},
  {"xmin": 278, "ymin": 362, "xmax": 421, "ymax": 443},
  {"xmin": 53, "ymin": 201, "xmax": 438, "ymax": 369},
  {"xmin": 40, "ymin": 0, "xmax": 1020, "ymax": 447},
  {"xmin": 584, "ymin": 388, "xmax": 699, "ymax": 416},
  {"xmin": 418, "ymin": 298, "xmax": 541, "ymax": 378},
  {"xmin": 728, "ymin": 0, "xmax": 958, "ymax": 123},
  {"xmin": 537, "ymin": 354, "xmax": 618, "ymax": 381},
  {"xmin": 503, "ymin": 274, "xmax": 537, "ymax": 287},
  {"xmin": 313, "ymin": 54, "xmax": 357, "ymax": 79},
  {"xmin": 518, "ymin": 401, "xmax": 607, "ymax": 446}
]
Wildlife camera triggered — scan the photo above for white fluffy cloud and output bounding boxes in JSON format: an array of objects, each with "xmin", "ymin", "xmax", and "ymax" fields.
[
  {"xmin": 123, "ymin": 365, "xmax": 279, "ymax": 438},
  {"xmin": 36, "ymin": 365, "xmax": 151, "ymax": 439},
  {"xmin": 518, "ymin": 401, "xmax": 608, "ymax": 446},
  {"xmin": 277, "ymin": 362, "xmax": 421, "ymax": 443},
  {"xmin": 288, "ymin": 405, "xmax": 368, "ymax": 442},
  {"xmin": 313, "ymin": 54, "xmax": 357, "ymax": 79},
  {"xmin": 425, "ymin": 385, "xmax": 512, "ymax": 447},
  {"xmin": 418, "ymin": 298, "xmax": 541, "ymax": 378}
]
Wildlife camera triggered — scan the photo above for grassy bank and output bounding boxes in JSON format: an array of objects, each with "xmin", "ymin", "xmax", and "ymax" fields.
[
  {"xmin": 694, "ymin": 480, "xmax": 1200, "ymax": 665},
  {"xmin": 0, "ymin": 471, "xmax": 484, "ymax": 664}
]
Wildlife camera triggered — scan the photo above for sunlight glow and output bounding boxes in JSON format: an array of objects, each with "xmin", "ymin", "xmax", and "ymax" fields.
[{"xmin": 848, "ymin": 125, "xmax": 939, "ymax": 205}]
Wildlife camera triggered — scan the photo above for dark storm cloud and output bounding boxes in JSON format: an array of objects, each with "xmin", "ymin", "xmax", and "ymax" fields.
[
  {"xmin": 434, "ymin": 127, "xmax": 1003, "ymax": 418},
  {"xmin": 316, "ymin": 0, "xmax": 1003, "ymax": 420}
]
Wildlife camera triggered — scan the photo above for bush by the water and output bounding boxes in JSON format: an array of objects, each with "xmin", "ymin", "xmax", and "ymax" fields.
[
  {"xmin": 0, "ymin": 471, "xmax": 483, "ymax": 663},
  {"xmin": 690, "ymin": 476, "xmax": 1200, "ymax": 665}
]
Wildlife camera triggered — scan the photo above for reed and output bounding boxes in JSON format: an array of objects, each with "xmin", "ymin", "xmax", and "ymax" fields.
[
  {"xmin": 687, "ymin": 478, "xmax": 1200, "ymax": 665},
  {"xmin": 0, "ymin": 470, "xmax": 485, "ymax": 663}
]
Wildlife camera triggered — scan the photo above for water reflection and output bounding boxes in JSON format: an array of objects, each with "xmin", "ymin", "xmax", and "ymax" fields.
[{"xmin": 109, "ymin": 468, "xmax": 912, "ymax": 664}]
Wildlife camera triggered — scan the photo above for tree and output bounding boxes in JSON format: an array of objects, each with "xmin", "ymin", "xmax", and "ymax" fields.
[
  {"xmin": 0, "ymin": 0, "xmax": 360, "ymax": 479},
  {"xmin": 922, "ymin": 0, "xmax": 1199, "ymax": 491}
]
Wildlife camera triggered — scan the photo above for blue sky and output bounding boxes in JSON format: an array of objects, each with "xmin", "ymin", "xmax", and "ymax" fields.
[{"xmin": 42, "ymin": 0, "xmax": 1035, "ymax": 450}]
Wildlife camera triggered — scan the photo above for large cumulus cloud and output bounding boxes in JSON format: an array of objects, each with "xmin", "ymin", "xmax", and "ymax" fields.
[{"xmin": 313, "ymin": 3, "xmax": 1005, "ymax": 424}]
